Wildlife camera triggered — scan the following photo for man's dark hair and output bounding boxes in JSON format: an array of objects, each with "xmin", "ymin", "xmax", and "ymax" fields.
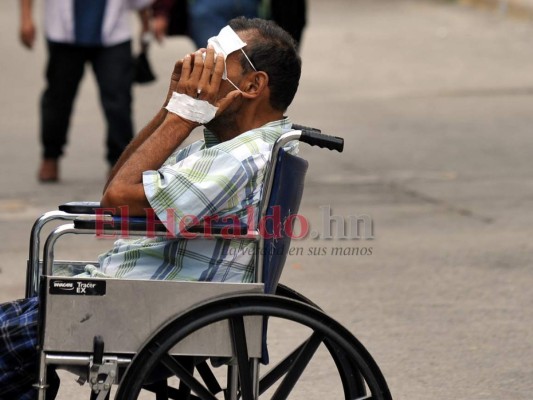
[{"xmin": 229, "ymin": 17, "xmax": 302, "ymax": 112}]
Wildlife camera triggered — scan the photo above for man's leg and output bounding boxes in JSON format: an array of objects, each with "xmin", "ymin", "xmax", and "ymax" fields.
[
  {"xmin": 0, "ymin": 297, "xmax": 59, "ymax": 399},
  {"xmin": 91, "ymin": 41, "xmax": 134, "ymax": 167},
  {"xmin": 39, "ymin": 42, "xmax": 86, "ymax": 181}
]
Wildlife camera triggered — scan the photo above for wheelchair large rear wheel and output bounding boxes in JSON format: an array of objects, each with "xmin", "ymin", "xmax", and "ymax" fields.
[{"xmin": 116, "ymin": 294, "xmax": 391, "ymax": 400}]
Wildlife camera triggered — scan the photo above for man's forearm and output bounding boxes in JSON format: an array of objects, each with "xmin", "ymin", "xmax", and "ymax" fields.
[
  {"xmin": 138, "ymin": 7, "xmax": 151, "ymax": 34},
  {"xmin": 20, "ymin": 0, "xmax": 32, "ymax": 19},
  {"xmin": 104, "ymin": 107, "xmax": 168, "ymax": 191},
  {"xmin": 101, "ymin": 113, "xmax": 197, "ymax": 215}
]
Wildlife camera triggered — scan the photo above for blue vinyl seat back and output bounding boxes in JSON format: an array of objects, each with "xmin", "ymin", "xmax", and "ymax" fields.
[
  {"xmin": 262, "ymin": 148, "xmax": 308, "ymax": 293},
  {"xmin": 261, "ymin": 148, "xmax": 308, "ymax": 363}
]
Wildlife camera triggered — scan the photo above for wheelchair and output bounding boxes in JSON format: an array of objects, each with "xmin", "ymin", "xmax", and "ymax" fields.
[{"xmin": 26, "ymin": 126, "xmax": 393, "ymax": 400}]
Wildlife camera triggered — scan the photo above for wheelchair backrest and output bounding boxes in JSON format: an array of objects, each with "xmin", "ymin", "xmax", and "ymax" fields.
[{"xmin": 261, "ymin": 148, "xmax": 308, "ymax": 293}]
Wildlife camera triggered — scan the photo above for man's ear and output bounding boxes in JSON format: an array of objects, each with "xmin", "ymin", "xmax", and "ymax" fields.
[{"xmin": 241, "ymin": 71, "xmax": 269, "ymax": 99}]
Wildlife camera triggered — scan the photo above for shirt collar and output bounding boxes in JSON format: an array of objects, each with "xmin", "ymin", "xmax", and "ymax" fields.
[
  {"xmin": 203, "ymin": 117, "xmax": 293, "ymax": 149},
  {"xmin": 203, "ymin": 130, "xmax": 221, "ymax": 148}
]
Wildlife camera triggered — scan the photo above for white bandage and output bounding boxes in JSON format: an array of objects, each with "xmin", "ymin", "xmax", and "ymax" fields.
[
  {"xmin": 207, "ymin": 26, "xmax": 248, "ymax": 80},
  {"xmin": 165, "ymin": 92, "xmax": 218, "ymax": 124}
]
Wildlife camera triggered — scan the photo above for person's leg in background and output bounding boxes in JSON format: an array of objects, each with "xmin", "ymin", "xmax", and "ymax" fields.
[
  {"xmin": 188, "ymin": 0, "xmax": 260, "ymax": 48},
  {"xmin": 91, "ymin": 41, "xmax": 134, "ymax": 168},
  {"xmin": 39, "ymin": 42, "xmax": 87, "ymax": 182}
]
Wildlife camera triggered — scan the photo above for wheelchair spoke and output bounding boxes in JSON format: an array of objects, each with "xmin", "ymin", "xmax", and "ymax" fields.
[
  {"xmin": 229, "ymin": 316, "xmax": 254, "ymax": 400},
  {"xmin": 176, "ymin": 357, "xmax": 195, "ymax": 400},
  {"xmin": 270, "ymin": 331, "xmax": 324, "ymax": 400},
  {"xmin": 196, "ymin": 360, "xmax": 223, "ymax": 395},
  {"xmin": 160, "ymin": 353, "xmax": 218, "ymax": 400},
  {"xmin": 258, "ymin": 340, "xmax": 306, "ymax": 395}
]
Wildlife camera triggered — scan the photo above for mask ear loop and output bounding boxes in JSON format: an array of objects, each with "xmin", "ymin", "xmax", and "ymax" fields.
[
  {"xmin": 222, "ymin": 58, "xmax": 243, "ymax": 92},
  {"xmin": 223, "ymin": 49, "xmax": 257, "ymax": 93},
  {"xmin": 226, "ymin": 76, "xmax": 243, "ymax": 93},
  {"xmin": 241, "ymin": 49, "xmax": 257, "ymax": 71}
]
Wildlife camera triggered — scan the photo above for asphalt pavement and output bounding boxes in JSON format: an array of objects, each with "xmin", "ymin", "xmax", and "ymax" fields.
[{"xmin": 1, "ymin": 0, "xmax": 533, "ymax": 398}]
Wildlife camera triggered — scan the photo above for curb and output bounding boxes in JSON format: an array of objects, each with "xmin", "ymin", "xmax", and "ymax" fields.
[{"xmin": 458, "ymin": 0, "xmax": 533, "ymax": 19}]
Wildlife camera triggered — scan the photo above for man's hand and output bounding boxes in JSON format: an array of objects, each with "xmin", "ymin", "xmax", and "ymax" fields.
[
  {"xmin": 177, "ymin": 47, "xmax": 242, "ymax": 117},
  {"xmin": 20, "ymin": 19, "xmax": 35, "ymax": 48},
  {"xmin": 152, "ymin": 15, "xmax": 168, "ymax": 43},
  {"xmin": 137, "ymin": 7, "xmax": 151, "ymax": 48},
  {"xmin": 19, "ymin": 0, "xmax": 35, "ymax": 50}
]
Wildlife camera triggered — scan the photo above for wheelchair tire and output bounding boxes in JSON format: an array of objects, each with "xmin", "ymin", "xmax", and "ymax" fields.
[{"xmin": 116, "ymin": 294, "xmax": 392, "ymax": 400}]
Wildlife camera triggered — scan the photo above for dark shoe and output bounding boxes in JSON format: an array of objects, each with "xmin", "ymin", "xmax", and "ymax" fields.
[{"xmin": 38, "ymin": 159, "xmax": 59, "ymax": 182}]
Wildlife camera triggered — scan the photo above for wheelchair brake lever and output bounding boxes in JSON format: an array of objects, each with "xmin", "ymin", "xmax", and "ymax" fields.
[{"xmin": 89, "ymin": 336, "xmax": 117, "ymax": 399}]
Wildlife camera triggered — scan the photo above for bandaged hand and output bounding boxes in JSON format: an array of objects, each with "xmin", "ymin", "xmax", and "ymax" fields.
[
  {"xmin": 165, "ymin": 46, "xmax": 241, "ymax": 125},
  {"xmin": 165, "ymin": 92, "xmax": 217, "ymax": 124}
]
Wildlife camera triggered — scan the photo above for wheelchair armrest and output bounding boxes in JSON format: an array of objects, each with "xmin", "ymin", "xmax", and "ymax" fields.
[
  {"xmin": 74, "ymin": 216, "xmax": 170, "ymax": 233},
  {"xmin": 59, "ymin": 201, "xmax": 103, "ymax": 214},
  {"xmin": 73, "ymin": 216, "xmax": 249, "ymax": 236},
  {"xmin": 60, "ymin": 202, "xmax": 249, "ymax": 236},
  {"xmin": 188, "ymin": 221, "xmax": 249, "ymax": 236}
]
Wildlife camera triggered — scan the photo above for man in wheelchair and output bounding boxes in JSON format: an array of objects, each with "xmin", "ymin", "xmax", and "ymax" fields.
[{"xmin": 0, "ymin": 17, "xmax": 301, "ymax": 399}]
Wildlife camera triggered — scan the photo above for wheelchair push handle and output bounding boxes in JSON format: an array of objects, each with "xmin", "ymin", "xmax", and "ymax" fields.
[{"xmin": 299, "ymin": 130, "xmax": 344, "ymax": 153}]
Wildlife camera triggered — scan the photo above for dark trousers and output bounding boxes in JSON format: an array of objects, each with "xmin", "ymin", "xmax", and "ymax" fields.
[{"xmin": 41, "ymin": 41, "xmax": 134, "ymax": 165}]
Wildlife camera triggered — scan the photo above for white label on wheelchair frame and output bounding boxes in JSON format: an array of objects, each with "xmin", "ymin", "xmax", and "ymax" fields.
[{"xmin": 49, "ymin": 279, "xmax": 106, "ymax": 296}]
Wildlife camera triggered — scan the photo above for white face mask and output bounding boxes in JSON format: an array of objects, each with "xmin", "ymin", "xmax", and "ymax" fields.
[{"xmin": 205, "ymin": 26, "xmax": 257, "ymax": 91}]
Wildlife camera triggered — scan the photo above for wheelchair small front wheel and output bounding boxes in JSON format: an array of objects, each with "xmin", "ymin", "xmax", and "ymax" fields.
[{"xmin": 116, "ymin": 294, "xmax": 392, "ymax": 400}]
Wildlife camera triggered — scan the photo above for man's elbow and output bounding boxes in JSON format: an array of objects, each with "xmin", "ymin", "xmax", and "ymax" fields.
[
  {"xmin": 100, "ymin": 186, "xmax": 124, "ymax": 211},
  {"xmin": 101, "ymin": 184, "xmax": 150, "ymax": 216}
]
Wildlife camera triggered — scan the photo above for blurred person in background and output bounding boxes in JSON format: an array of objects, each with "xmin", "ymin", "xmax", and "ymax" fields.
[{"xmin": 19, "ymin": 0, "xmax": 153, "ymax": 182}]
